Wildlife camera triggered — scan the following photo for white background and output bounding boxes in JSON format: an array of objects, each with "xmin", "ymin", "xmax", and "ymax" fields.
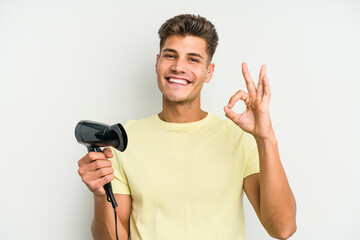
[{"xmin": 1, "ymin": 0, "xmax": 359, "ymax": 239}]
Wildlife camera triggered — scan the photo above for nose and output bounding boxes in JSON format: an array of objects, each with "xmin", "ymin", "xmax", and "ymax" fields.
[{"xmin": 171, "ymin": 58, "xmax": 187, "ymax": 73}]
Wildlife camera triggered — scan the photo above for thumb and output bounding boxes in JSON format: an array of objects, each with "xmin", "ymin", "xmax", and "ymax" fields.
[{"xmin": 103, "ymin": 147, "xmax": 114, "ymax": 158}]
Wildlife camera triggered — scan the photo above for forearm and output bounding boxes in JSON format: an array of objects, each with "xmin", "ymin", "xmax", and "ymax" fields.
[
  {"xmin": 255, "ymin": 135, "xmax": 296, "ymax": 239},
  {"xmin": 92, "ymin": 195, "xmax": 128, "ymax": 240}
]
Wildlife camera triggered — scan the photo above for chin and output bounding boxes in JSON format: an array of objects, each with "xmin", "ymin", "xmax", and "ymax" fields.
[
  {"xmin": 166, "ymin": 97, "xmax": 187, "ymax": 104},
  {"xmin": 163, "ymin": 94, "xmax": 188, "ymax": 103}
]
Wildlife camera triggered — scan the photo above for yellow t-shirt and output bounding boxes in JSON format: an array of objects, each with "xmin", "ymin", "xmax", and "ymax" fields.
[{"xmin": 110, "ymin": 113, "xmax": 259, "ymax": 240}]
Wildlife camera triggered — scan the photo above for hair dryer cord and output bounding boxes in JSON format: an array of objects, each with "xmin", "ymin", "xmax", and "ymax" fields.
[{"xmin": 89, "ymin": 146, "xmax": 119, "ymax": 240}]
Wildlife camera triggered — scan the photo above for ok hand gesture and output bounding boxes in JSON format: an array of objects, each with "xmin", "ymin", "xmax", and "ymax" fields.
[{"xmin": 224, "ymin": 62, "xmax": 274, "ymax": 140}]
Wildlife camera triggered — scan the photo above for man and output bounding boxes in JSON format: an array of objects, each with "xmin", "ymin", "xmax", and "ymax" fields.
[{"xmin": 78, "ymin": 14, "xmax": 297, "ymax": 240}]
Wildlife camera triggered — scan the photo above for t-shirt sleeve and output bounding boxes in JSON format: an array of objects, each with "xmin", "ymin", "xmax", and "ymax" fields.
[
  {"xmin": 109, "ymin": 147, "xmax": 131, "ymax": 195},
  {"xmin": 243, "ymin": 133, "xmax": 260, "ymax": 178}
]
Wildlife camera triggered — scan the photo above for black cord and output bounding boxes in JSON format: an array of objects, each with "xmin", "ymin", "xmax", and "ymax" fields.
[
  {"xmin": 113, "ymin": 206, "xmax": 119, "ymax": 240},
  {"xmin": 92, "ymin": 147, "xmax": 119, "ymax": 239},
  {"xmin": 91, "ymin": 147, "xmax": 119, "ymax": 239},
  {"xmin": 104, "ymin": 185, "xmax": 119, "ymax": 239}
]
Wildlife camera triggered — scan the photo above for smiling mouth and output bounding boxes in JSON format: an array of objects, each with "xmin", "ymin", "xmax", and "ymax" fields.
[{"xmin": 166, "ymin": 77, "xmax": 190, "ymax": 86}]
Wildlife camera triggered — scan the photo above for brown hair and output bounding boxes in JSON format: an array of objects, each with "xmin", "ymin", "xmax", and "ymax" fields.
[{"xmin": 158, "ymin": 14, "xmax": 219, "ymax": 62}]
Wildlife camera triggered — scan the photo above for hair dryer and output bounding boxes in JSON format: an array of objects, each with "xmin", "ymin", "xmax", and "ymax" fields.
[{"xmin": 75, "ymin": 120, "xmax": 128, "ymax": 208}]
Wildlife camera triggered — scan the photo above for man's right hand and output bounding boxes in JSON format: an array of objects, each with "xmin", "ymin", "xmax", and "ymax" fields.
[{"xmin": 77, "ymin": 147, "xmax": 114, "ymax": 196}]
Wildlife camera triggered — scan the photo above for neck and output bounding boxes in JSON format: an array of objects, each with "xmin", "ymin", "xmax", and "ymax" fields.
[{"xmin": 158, "ymin": 96, "xmax": 207, "ymax": 123}]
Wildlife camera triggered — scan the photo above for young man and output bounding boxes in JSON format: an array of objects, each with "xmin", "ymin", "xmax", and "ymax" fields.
[{"xmin": 78, "ymin": 14, "xmax": 297, "ymax": 240}]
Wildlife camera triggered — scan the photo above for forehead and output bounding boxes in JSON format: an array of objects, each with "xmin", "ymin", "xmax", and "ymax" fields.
[{"xmin": 162, "ymin": 35, "xmax": 208, "ymax": 58}]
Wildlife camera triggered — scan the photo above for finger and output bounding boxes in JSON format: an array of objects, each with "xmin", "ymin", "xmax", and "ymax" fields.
[
  {"xmin": 86, "ymin": 174, "xmax": 114, "ymax": 193},
  {"xmin": 89, "ymin": 159, "xmax": 112, "ymax": 171},
  {"xmin": 227, "ymin": 90, "xmax": 248, "ymax": 108},
  {"xmin": 81, "ymin": 166, "xmax": 114, "ymax": 182},
  {"xmin": 78, "ymin": 160, "xmax": 112, "ymax": 178},
  {"xmin": 103, "ymin": 147, "xmax": 114, "ymax": 158},
  {"xmin": 256, "ymin": 65, "xmax": 266, "ymax": 101},
  {"xmin": 224, "ymin": 106, "xmax": 242, "ymax": 123},
  {"xmin": 96, "ymin": 174, "xmax": 114, "ymax": 186},
  {"xmin": 95, "ymin": 166, "xmax": 114, "ymax": 178},
  {"xmin": 262, "ymin": 74, "xmax": 271, "ymax": 102},
  {"xmin": 103, "ymin": 147, "xmax": 112, "ymax": 153},
  {"xmin": 79, "ymin": 159, "xmax": 112, "ymax": 175},
  {"xmin": 242, "ymin": 62, "xmax": 256, "ymax": 96},
  {"xmin": 78, "ymin": 152, "xmax": 106, "ymax": 166}
]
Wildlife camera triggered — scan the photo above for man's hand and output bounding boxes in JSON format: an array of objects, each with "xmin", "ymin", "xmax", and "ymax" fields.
[
  {"xmin": 225, "ymin": 62, "xmax": 297, "ymax": 238},
  {"xmin": 78, "ymin": 148, "xmax": 131, "ymax": 239},
  {"xmin": 77, "ymin": 147, "xmax": 115, "ymax": 196},
  {"xmin": 224, "ymin": 62, "xmax": 274, "ymax": 140}
]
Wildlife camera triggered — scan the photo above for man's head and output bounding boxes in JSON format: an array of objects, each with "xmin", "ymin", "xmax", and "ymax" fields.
[
  {"xmin": 155, "ymin": 14, "xmax": 218, "ymax": 106},
  {"xmin": 158, "ymin": 14, "xmax": 218, "ymax": 63}
]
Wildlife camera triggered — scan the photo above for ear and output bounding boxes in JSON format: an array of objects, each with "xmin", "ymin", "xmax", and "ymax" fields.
[
  {"xmin": 205, "ymin": 63, "xmax": 215, "ymax": 83},
  {"xmin": 155, "ymin": 54, "xmax": 160, "ymax": 74}
]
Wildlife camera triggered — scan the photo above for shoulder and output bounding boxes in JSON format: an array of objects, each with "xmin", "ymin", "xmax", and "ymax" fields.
[{"xmin": 123, "ymin": 115, "xmax": 157, "ymax": 131}]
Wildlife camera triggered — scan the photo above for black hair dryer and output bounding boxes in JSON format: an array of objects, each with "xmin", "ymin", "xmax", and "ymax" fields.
[{"xmin": 75, "ymin": 120, "xmax": 128, "ymax": 208}]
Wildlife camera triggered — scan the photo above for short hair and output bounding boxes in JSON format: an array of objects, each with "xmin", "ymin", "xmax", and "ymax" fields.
[{"xmin": 158, "ymin": 14, "xmax": 219, "ymax": 62}]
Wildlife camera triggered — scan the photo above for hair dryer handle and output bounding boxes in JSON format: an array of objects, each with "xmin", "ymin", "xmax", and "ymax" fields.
[{"xmin": 88, "ymin": 146, "xmax": 118, "ymax": 208}]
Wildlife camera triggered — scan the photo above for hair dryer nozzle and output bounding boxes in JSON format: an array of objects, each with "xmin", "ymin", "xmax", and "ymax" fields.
[{"xmin": 75, "ymin": 120, "xmax": 127, "ymax": 152}]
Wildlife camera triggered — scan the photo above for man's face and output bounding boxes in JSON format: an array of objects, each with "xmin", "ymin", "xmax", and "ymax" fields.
[{"xmin": 155, "ymin": 35, "xmax": 214, "ymax": 104}]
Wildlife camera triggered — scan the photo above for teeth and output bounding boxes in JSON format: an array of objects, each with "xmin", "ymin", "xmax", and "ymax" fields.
[{"xmin": 168, "ymin": 78, "xmax": 188, "ymax": 85}]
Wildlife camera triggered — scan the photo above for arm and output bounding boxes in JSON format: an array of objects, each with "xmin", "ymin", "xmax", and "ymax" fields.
[
  {"xmin": 92, "ymin": 194, "xmax": 131, "ymax": 240},
  {"xmin": 243, "ymin": 137, "xmax": 296, "ymax": 239},
  {"xmin": 78, "ymin": 148, "xmax": 131, "ymax": 240},
  {"xmin": 224, "ymin": 62, "xmax": 296, "ymax": 239}
]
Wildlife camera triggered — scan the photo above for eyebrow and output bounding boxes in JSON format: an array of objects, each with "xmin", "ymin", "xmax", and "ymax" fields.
[{"xmin": 162, "ymin": 48, "xmax": 204, "ymax": 59}]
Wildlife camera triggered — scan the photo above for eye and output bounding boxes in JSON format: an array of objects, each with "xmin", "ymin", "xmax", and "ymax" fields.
[
  {"xmin": 189, "ymin": 57, "xmax": 199, "ymax": 63},
  {"xmin": 164, "ymin": 54, "xmax": 176, "ymax": 59}
]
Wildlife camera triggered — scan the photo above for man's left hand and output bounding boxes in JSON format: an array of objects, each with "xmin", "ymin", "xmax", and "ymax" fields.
[{"xmin": 224, "ymin": 62, "xmax": 274, "ymax": 140}]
